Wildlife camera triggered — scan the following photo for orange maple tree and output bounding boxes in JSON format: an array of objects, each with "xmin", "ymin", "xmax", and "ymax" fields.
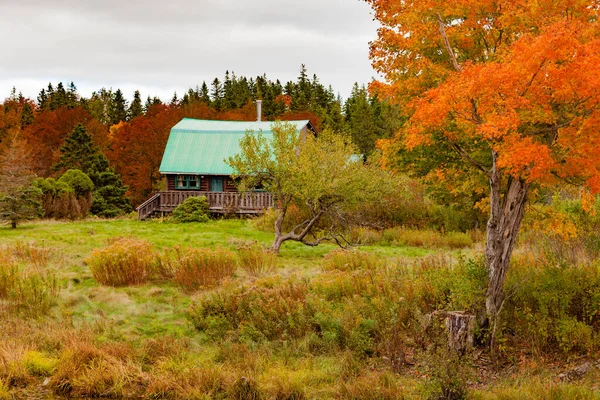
[{"xmin": 366, "ymin": 0, "xmax": 600, "ymax": 326}]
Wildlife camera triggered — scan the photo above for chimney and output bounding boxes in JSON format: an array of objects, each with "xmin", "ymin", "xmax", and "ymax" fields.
[{"xmin": 256, "ymin": 99, "xmax": 262, "ymax": 122}]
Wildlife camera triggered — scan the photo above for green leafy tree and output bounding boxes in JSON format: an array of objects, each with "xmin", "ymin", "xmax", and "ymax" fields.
[
  {"xmin": 0, "ymin": 135, "xmax": 42, "ymax": 228},
  {"xmin": 228, "ymin": 123, "xmax": 392, "ymax": 253}
]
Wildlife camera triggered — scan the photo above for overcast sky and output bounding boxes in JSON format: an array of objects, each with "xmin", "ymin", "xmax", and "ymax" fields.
[{"xmin": 0, "ymin": 0, "xmax": 379, "ymax": 103}]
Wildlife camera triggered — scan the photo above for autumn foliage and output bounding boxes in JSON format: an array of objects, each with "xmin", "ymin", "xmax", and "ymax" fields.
[{"xmin": 366, "ymin": 0, "xmax": 600, "ymax": 322}]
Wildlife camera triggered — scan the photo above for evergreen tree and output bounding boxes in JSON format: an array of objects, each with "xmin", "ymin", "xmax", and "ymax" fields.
[
  {"xmin": 20, "ymin": 102, "xmax": 34, "ymax": 129},
  {"xmin": 50, "ymin": 82, "xmax": 67, "ymax": 110},
  {"xmin": 128, "ymin": 90, "xmax": 143, "ymax": 119},
  {"xmin": 200, "ymin": 82, "xmax": 210, "ymax": 103},
  {"xmin": 170, "ymin": 92, "xmax": 179, "ymax": 106},
  {"xmin": 291, "ymin": 64, "xmax": 311, "ymax": 111},
  {"xmin": 37, "ymin": 88, "xmax": 48, "ymax": 111},
  {"xmin": 66, "ymin": 81, "xmax": 79, "ymax": 108},
  {"xmin": 210, "ymin": 78, "xmax": 223, "ymax": 110},
  {"xmin": 345, "ymin": 84, "xmax": 377, "ymax": 157},
  {"xmin": 109, "ymin": 89, "xmax": 128, "ymax": 125},
  {"xmin": 54, "ymin": 124, "xmax": 131, "ymax": 217}
]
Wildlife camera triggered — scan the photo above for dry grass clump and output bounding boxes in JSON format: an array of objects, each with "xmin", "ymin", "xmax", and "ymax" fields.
[
  {"xmin": 349, "ymin": 227, "xmax": 382, "ymax": 245},
  {"xmin": 322, "ymin": 249, "xmax": 384, "ymax": 272},
  {"xmin": 50, "ymin": 340, "xmax": 141, "ymax": 398},
  {"xmin": 338, "ymin": 371, "xmax": 404, "ymax": 400},
  {"xmin": 6, "ymin": 242, "xmax": 54, "ymax": 268},
  {"xmin": 0, "ymin": 246, "xmax": 59, "ymax": 318},
  {"xmin": 237, "ymin": 241, "xmax": 277, "ymax": 277},
  {"xmin": 470, "ymin": 376, "xmax": 600, "ymax": 400},
  {"xmin": 144, "ymin": 356, "xmax": 228, "ymax": 399},
  {"xmin": 0, "ymin": 344, "xmax": 32, "ymax": 389},
  {"xmin": 173, "ymin": 247, "xmax": 237, "ymax": 291},
  {"xmin": 87, "ymin": 237, "xmax": 155, "ymax": 286}
]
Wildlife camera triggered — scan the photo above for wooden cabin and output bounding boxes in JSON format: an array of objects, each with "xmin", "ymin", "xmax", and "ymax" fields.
[{"xmin": 137, "ymin": 117, "xmax": 315, "ymax": 220}]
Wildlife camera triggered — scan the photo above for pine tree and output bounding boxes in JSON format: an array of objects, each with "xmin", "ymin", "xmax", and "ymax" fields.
[
  {"xmin": 50, "ymin": 82, "xmax": 67, "ymax": 110},
  {"xmin": 128, "ymin": 90, "xmax": 143, "ymax": 119},
  {"xmin": 200, "ymin": 82, "xmax": 210, "ymax": 103},
  {"xmin": 0, "ymin": 135, "xmax": 42, "ymax": 228},
  {"xmin": 211, "ymin": 78, "xmax": 223, "ymax": 110},
  {"xmin": 37, "ymin": 88, "xmax": 48, "ymax": 111},
  {"xmin": 54, "ymin": 124, "xmax": 131, "ymax": 217},
  {"xmin": 170, "ymin": 92, "xmax": 179, "ymax": 107},
  {"xmin": 20, "ymin": 102, "xmax": 34, "ymax": 129},
  {"xmin": 109, "ymin": 89, "xmax": 128, "ymax": 125}
]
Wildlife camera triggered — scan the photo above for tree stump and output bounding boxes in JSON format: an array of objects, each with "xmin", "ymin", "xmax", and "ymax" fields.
[{"xmin": 445, "ymin": 311, "xmax": 475, "ymax": 354}]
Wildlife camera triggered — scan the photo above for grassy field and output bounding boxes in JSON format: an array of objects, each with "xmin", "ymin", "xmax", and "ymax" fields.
[{"xmin": 0, "ymin": 218, "xmax": 598, "ymax": 399}]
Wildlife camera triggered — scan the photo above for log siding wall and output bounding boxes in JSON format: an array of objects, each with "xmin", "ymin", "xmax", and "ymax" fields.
[{"xmin": 165, "ymin": 174, "xmax": 238, "ymax": 193}]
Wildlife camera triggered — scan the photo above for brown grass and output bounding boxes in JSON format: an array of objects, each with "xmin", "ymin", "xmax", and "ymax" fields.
[
  {"xmin": 173, "ymin": 247, "xmax": 238, "ymax": 291},
  {"xmin": 237, "ymin": 242, "xmax": 277, "ymax": 277},
  {"xmin": 87, "ymin": 237, "xmax": 155, "ymax": 286}
]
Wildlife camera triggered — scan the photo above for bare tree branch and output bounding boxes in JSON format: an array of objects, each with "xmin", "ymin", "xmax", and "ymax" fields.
[
  {"xmin": 438, "ymin": 14, "xmax": 462, "ymax": 72},
  {"xmin": 447, "ymin": 138, "xmax": 492, "ymax": 178}
]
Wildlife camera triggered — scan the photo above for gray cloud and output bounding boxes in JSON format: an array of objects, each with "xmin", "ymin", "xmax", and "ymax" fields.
[{"xmin": 0, "ymin": 0, "xmax": 379, "ymax": 101}]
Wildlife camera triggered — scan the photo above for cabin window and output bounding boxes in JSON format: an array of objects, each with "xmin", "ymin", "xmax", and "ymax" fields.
[
  {"xmin": 209, "ymin": 177, "xmax": 224, "ymax": 192},
  {"xmin": 176, "ymin": 175, "xmax": 200, "ymax": 189}
]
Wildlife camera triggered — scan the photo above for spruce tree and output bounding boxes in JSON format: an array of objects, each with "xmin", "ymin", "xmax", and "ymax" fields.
[
  {"xmin": 20, "ymin": 102, "xmax": 34, "ymax": 129},
  {"xmin": 211, "ymin": 78, "xmax": 223, "ymax": 110},
  {"xmin": 54, "ymin": 124, "xmax": 131, "ymax": 217},
  {"xmin": 128, "ymin": 90, "xmax": 143, "ymax": 119},
  {"xmin": 200, "ymin": 82, "xmax": 210, "ymax": 103},
  {"xmin": 109, "ymin": 89, "xmax": 128, "ymax": 125}
]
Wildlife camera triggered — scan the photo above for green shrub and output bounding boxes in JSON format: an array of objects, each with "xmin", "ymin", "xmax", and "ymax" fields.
[
  {"xmin": 189, "ymin": 278, "xmax": 312, "ymax": 342},
  {"xmin": 87, "ymin": 238, "xmax": 155, "ymax": 286},
  {"xmin": 173, "ymin": 247, "xmax": 237, "ymax": 291},
  {"xmin": 382, "ymin": 227, "xmax": 473, "ymax": 249},
  {"xmin": 57, "ymin": 169, "xmax": 94, "ymax": 197},
  {"xmin": 35, "ymin": 170, "xmax": 94, "ymax": 220},
  {"xmin": 172, "ymin": 196, "xmax": 210, "ymax": 223},
  {"xmin": 503, "ymin": 260, "xmax": 600, "ymax": 355}
]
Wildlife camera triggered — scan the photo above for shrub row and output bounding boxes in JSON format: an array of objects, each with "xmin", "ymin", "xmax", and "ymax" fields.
[
  {"xmin": 87, "ymin": 238, "xmax": 277, "ymax": 289},
  {"xmin": 189, "ymin": 248, "xmax": 600, "ymax": 360},
  {"xmin": 348, "ymin": 226, "xmax": 477, "ymax": 249}
]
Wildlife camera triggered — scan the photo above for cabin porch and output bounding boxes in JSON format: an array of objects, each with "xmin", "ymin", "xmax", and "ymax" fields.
[{"xmin": 136, "ymin": 191, "xmax": 273, "ymax": 220}]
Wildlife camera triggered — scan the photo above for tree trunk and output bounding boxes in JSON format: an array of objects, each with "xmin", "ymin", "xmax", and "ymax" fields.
[
  {"xmin": 271, "ymin": 205, "xmax": 288, "ymax": 254},
  {"xmin": 11, "ymin": 220, "xmax": 16, "ymax": 229},
  {"xmin": 446, "ymin": 312, "xmax": 475, "ymax": 354},
  {"xmin": 485, "ymin": 153, "xmax": 530, "ymax": 323}
]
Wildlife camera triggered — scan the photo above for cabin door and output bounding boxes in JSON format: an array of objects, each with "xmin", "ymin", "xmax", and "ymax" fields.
[{"xmin": 209, "ymin": 177, "xmax": 224, "ymax": 192}]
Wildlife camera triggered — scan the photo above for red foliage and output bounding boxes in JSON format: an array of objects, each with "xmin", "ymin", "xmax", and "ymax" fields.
[
  {"xmin": 22, "ymin": 106, "xmax": 92, "ymax": 176},
  {"xmin": 108, "ymin": 106, "xmax": 183, "ymax": 205}
]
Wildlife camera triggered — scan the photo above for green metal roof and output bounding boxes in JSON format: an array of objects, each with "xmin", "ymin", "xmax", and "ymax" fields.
[{"xmin": 159, "ymin": 118, "xmax": 311, "ymax": 175}]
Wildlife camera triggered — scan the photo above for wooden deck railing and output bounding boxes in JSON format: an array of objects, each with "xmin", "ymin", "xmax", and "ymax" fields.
[{"xmin": 137, "ymin": 191, "xmax": 274, "ymax": 220}]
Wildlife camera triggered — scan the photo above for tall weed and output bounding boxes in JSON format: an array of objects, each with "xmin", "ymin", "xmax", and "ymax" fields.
[
  {"xmin": 0, "ymin": 246, "xmax": 59, "ymax": 318},
  {"xmin": 87, "ymin": 238, "xmax": 155, "ymax": 286},
  {"xmin": 237, "ymin": 242, "xmax": 277, "ymax": 277},
  {"xmin": 173, "ymin": 247, "xmax": 237, "ymax": 291}
]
